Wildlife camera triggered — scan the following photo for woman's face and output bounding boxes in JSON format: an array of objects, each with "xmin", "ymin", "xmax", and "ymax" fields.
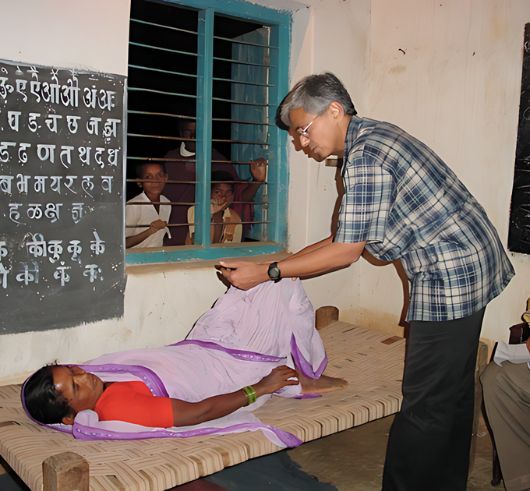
[{"xmin": 52, "ymin": 365, "xmax": 105, "ymax": 423}]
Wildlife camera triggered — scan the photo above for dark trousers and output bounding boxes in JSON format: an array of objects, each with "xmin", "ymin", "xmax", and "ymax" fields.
[{"xmin": 382, "ymin": 308, "xmax": 486, "ymax": 491}]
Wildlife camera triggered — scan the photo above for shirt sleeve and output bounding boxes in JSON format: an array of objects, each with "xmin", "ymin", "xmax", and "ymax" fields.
[
  {"xmin": 125, "ymin": 203, "xmax": 140, "ymax": 238},
  {"xmin": 96, "ymin": 383, "xmax": 174, "ymax": 428},
  {"xmin": 334, "ymin": 153, "xmax": 394, "ymax": 244}
]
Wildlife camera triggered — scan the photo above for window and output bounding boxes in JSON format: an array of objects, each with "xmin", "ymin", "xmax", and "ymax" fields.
[{"xmin": 125, "ymin": 0, "xmax": 290, "ymax": 264}]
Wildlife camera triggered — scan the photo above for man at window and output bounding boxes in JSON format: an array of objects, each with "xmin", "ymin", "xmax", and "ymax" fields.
[{"xmin": 163, "ymin": 119, "xmax": 267, "ymax": 245}]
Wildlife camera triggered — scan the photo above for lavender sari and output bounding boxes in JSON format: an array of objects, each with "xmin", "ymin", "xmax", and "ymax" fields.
[{"xmin": 23, "ymin": 279, "xmax": 327, "ymax": 447}]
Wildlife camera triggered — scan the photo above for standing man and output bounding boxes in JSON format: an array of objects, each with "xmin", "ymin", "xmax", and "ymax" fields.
[{"xmin": 219, "ymin": 73, "xmax": 515, "ymax": 490}]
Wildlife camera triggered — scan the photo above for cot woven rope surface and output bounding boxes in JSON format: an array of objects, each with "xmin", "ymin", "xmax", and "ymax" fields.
[{"xmin": 0, "ymin": 322, "xmax": 404, "ymax": 490}]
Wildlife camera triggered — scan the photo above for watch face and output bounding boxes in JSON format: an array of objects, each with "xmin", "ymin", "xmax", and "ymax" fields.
[{"xmin": 268, "ymin": 263, "xmax": 281, "ymax": 281}]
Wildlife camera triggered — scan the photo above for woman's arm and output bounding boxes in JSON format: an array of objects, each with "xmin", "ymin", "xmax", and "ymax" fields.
[{"xmin": 170, "ymin": 365, "xmax": 297, "ymax": 427}]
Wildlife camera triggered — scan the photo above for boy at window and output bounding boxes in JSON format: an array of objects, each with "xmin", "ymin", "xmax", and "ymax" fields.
[
  {"xmin": 186, "ymin": 171, "xmax": 243, "ymax": 244},
  {"xmin": 125, "ymin": 162, "xmax": 171, "ymax": 249}
]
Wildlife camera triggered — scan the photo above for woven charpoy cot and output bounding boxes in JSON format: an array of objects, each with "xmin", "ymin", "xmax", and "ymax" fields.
[{"xmin": 0, "ymin": 318, "xmax": 405, "ymax": 490}]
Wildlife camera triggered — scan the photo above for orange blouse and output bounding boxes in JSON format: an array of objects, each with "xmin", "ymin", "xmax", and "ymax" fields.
[{"xmin": 94, "ymin": 381, "xmax": 173, "ymax": 427}]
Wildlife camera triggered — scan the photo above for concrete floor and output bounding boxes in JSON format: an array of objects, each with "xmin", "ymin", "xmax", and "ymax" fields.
[
  {"xmin": 0, "ymin": 414, "xmax": 501, "ymax": 490},
  {"xmin": 288, "ymin": 414, "xmax": 498, "ymax": 491}
]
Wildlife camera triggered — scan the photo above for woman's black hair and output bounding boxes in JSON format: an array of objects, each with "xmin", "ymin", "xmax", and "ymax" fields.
[{"xmin": 22, "ymin": 364, "xmax": 72, "ymax": 424}]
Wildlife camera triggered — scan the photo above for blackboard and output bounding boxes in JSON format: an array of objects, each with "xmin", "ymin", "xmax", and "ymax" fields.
[
  {"xmin": 0, "ymin": 59, "xmax": 126, "ymax": 334},
  {"xmin": 508, "ymin": 24, "xmax": 530, "ymax": 254}
]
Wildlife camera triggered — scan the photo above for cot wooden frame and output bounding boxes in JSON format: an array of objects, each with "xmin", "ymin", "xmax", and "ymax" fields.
[{"xmin": 0, "ymin": 307, "xmax": 486, "ymax": 490}]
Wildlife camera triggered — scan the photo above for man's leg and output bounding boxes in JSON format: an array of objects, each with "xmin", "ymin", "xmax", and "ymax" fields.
[
  {"xmin": 481, "ymin": 361, "xmax": 530, "ymax": 491},
  {"xmin": 382, "ymin": 308, "xmax": 485, "ymax": 491}
]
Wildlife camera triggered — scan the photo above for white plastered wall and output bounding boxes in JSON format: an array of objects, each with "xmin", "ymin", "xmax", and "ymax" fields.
[
  {"xmin": 0, "ymin": 0, "xmax": 370, "ymax": 383},
  {"xmin": 357, "ymin": 0, "xmax": 530, "ymax": 341},
  {"xmin": 1, "ymin": 0, "xmax": 529, "ymax": 382}
]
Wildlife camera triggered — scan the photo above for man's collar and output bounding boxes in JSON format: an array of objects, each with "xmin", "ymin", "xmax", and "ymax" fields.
[
  {"xmin": 341, "ymin": 115, "xmax": 363, "ymax": 176},
  {"xmin": 180, "ymin": 141, "xmax": 195, "ymax": 157},
  {"xmin": 346, "ymin": 115, "xmax": 363, "ymax": 145}
]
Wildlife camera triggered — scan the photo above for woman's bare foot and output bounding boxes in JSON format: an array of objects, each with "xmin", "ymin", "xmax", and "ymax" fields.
[{"xmin": 299, "ymin": 372, "xmax": 348, "ymax": 394}]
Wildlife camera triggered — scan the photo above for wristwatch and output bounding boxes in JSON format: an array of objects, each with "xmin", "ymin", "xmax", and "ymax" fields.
[{"xmin": 267, "ymin": 262, "xmax": 282, "ymax": 283}]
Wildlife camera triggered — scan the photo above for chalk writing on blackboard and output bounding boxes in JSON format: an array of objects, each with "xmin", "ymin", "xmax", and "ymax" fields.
[{"xmin": 0, "ymin": 59, "xmax": 126, "ymax": 334}]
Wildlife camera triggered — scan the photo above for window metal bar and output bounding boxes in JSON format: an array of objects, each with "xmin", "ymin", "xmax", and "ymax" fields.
[
  {"xmin": 125, "ymin": 220, "xmax": 272, "ymax": 228},
  {"xmin": 124, "ymin": 200, "xmax": 269, "ymax": 206},
  {"xmin": 127, "ymin": 156, "xmax": 269, "ymax": 166},
  {"xmin": 212, "ymin": 138, "xmax": 269, "ymax": 145},
  {"xmin": 129, "ymin": 41, "xmax": 197, "ymax": 57},
  {"xmin": 168, "ymin": 220, "xmax": 271, "ymax": 226},
  {"xmin": 127, "ymin": 133, "xmax": 185, "ymax": 141},
  {"xmin": 128, "ymin": 87, "xmax": 196, "ymax": 99},
  {"xmin": 128, "ymin": 132, "xmax": 268, "ymax": 146},
  {"xmin": 213, "ymin": 55, "xmax": 272, "ymax": 68},
  {"xmin": 128, "ymin": 156, "xmax": 197, "ymax": 162},
  {"xmin": 212, "ymin": 96, "xmax": 271, "ymax": 106},
  {"xmin": 212, "ymin": 117, "xmax": 271, "ymax": 125},
  {"xmin": 127, "ymin": 178, "xmax": 268, "ymax": 186},
  {"xmin": 129, "ymin": 64, "xmax": 198, "ymax": 79},
  {"xmin": 212, "ymin": 75, "xmax": 273, "ymax": 87},
  {"xmin": 128, "ymin": 179, "xmax": 200, "ymax": 184},
  {"xmin": 211, "ymin": 159, "xmax": 267, "ymax": 165},
  {"xmin": 130, "ymin": 17, "xmax": 198, "ymax": 36},
  {"xmin": 213, "ymin": 33, "xmax": 277, "ymax": 50},
  {"xmin": 128, "ymin": 110, "xmax": 196, "ymax": 120}
]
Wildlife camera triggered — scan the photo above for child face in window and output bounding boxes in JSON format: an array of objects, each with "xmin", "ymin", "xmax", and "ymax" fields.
[
  {"xmin": 140, "ymin": 163, "xmax": 168, "ymax": 199},
  {"xmin": 211, "ymin": 183, "xmax": 234, "ymax": 209}
]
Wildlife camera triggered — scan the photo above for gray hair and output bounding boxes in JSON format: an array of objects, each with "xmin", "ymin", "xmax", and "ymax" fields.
[{"xmin": 279, "ymin": 72, "xmax": 357, "ymax": 129}]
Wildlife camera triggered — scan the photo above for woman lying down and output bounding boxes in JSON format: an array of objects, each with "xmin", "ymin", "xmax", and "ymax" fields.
[{"xmin": 22, "ymin": 279, "xmax": 346, "ymax": 447}]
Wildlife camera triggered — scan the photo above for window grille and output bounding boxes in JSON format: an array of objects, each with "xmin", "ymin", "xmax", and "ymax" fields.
[{"xmin": 125, "ymin": 0, "xmax": 290, "ymax": 264}]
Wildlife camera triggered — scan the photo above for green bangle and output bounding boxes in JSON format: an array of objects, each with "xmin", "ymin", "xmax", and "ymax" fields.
[{"xmin": 242, "ymin": 385, "xmax": 257, "ymax": 406}]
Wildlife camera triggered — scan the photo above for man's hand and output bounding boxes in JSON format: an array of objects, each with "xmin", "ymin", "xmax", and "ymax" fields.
[
  {"xmin": 526, "ymin": 336, "xmax": 530, "ymax": 354},
  {"xmin": 218, "ymin": 260, "xmax": 269, "ymax": 290},
  {"xmin": 250, "ymin": 158, "xmax": 267, "ymax": 182}
]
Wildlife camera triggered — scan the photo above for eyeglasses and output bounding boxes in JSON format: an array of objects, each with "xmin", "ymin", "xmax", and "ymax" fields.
[{"xmin": 296, "ymin": 114, "xmax": 320, "ymax": 139}]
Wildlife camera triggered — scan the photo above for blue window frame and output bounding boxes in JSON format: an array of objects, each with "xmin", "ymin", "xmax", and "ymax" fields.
[{"xmin": 125, "ymin": 0, "xmax": 291, "ymax": 264}]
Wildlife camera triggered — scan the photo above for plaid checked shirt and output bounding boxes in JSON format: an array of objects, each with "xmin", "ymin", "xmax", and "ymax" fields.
[{"xmin": 335, "ymin": 116, "xmax": 515, "ymax": 321}]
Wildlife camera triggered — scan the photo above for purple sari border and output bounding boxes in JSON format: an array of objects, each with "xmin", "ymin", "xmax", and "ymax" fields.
[
  {"xmin": 173, "ymin": 339, "xmax": 286, "ymax": 363},
  {"xmin": 72, "ymin": 420, "xmax": 302, "ymax": 447},
  {"xmin": 294, "ymin": 393, "xmax": 322, "ymax": 400},
  {"xmin": 290, "ymin": 336, "xmax": 328, "ymax": 379}
]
